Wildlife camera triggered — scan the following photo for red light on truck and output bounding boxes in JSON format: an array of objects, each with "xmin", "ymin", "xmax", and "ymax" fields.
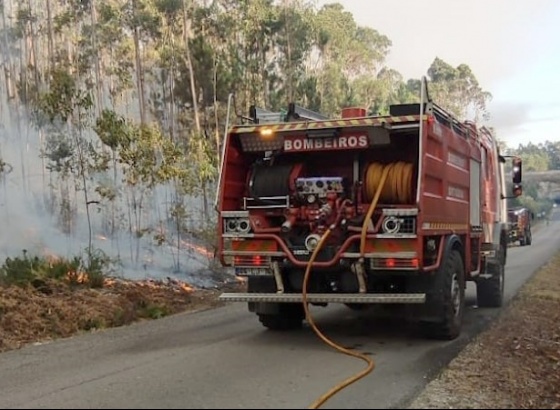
[
  {"xmin": 371, "ymin": 258, "xmax": 419, "ymax": 269},
  {"xmin": 234, "ymin": 255, "xmax": 264, "ymax": 266}
]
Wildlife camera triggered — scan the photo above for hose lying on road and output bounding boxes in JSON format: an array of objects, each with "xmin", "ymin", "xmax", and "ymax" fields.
[
  {"xmin": 302, "ymin": 226, "xmax": 375, "ymax": 409},
  {"xmin": 302, "ymin": 162, "xmax": 411, "ymax": 408}
]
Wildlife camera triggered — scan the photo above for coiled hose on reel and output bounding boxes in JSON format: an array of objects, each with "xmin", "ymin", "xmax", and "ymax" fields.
[
  {"xmin": 303, "ymin": 161, "xmax": 415, "ymax": 409},
  {"xmin": 249, "ymin": 164, "xmax": 294, "ymax": 198},
  {"xmin": 363, "ymin": 161, "xmax": 414, "ymax": 204}
]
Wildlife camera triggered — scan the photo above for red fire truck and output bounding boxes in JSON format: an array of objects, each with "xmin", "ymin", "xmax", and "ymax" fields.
[
  {"xmin": 214, "ymin": 77, "xmax": 523, "ymax": 340},
  {"xmin": 507, "ymin": 207, "xmax": 533, "ymax": 246}
]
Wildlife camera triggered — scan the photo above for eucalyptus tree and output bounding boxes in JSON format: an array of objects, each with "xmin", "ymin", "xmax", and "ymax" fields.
[
  {"xmin": 310, "ymin": 3, "xmax": 391, "ymax": 116},
  {"xmin": 426, "ymin": 57, "xmax": 492, "ymax": 121}
]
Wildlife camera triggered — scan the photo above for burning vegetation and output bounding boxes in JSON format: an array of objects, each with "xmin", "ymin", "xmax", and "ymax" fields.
[{"xmin": 0, "ymin": 249, "xmax": 242, "ymax": 353}]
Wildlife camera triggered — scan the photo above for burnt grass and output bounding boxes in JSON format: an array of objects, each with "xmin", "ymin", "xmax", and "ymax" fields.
[{"xmin": 0, "ymin": 277, "xmax": 247, "ymax": 353}]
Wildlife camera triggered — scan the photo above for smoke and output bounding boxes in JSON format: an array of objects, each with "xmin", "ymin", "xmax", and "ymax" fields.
[{"xmin": 0, "ymin": 99, "xmax": 231, "ymax": 289}]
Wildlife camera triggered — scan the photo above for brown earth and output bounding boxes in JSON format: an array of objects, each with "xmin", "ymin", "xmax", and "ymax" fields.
[
  {"xmin": 0, "ymin": 276, "xmax": 245, "ymax": 353},
  {"xmin": 409, "ymin": 251, "xmax": 560, "ymax": 409}
]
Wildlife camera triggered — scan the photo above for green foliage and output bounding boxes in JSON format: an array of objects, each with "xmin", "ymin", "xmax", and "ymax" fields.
[
  {"xmin": 94, "ymin": 109, "xmax": 134, "ymax": 151},
  {"xmin": 0, "ymin": 250, "xmax": 111, "ymax": 289},
  {"xmin": 140, "ymin": 304, "xmax": 171, "ymax": 319},
  {"xmin": 506, "ymin": 141, "xmax": 560, "ymax": 218},
  {"xmin": 513, "ymin": 141, "xmax": 560, "ymax": 171},
  {"xmin": 118, "ymin": 123, "xmax": 188, "ymax": 188},
  {"xmin": 425, "ymin": 57, "xmax": 492, "ymax": 120},
  {"xmin": 42, "ymin": 133, "xmax": 75, "ymax": 174},
  {"xmin": 35, "ymin": 68, "xmax": 93, "ymax": 124}
]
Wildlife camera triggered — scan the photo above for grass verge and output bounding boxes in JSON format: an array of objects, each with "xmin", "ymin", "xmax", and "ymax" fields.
[{"xmin": 409, "ymin": 251, "xmax": 560, "ymax": 409}]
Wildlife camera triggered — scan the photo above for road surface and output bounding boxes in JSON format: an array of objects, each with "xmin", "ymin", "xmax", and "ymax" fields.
[{"xmin": 1, "ymin": 213, "xmax": 560, "ymax": 409}]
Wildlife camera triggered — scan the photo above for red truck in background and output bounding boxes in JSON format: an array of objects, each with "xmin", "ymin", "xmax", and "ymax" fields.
[
  {"xmin": 214, "ymin": 77, "xmax": 523, "ymax": 340},
  {"xmin": 507, "ymin": 207, "xmax": 533, "ymax": 246}
]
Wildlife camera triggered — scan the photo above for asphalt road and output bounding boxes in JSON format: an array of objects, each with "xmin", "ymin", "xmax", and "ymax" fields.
[{"xmin": 1, "ymin": 212, "xmax": 560, "ymax": 409}]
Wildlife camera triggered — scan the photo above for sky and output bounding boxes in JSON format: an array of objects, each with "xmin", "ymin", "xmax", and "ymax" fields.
[{"xmin": 316, "ymin": 0, "xmax": 560, "ymax": 149}]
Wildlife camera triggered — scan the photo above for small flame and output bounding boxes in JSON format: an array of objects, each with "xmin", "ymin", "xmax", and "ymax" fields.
[
  {"xmin": 62, "ymin": 272, "xmax": 195, "ymax": 292},
  {"xmin": 42, "ymin": 244, "xmax": 197, "ymax": 292},
  {"xmin": 180, "ymin": 240, "xmax": 213, "ymax": 259},
  {"xmin": 67, "ymin": 271, "xmax": 89, "ymax": 284}
]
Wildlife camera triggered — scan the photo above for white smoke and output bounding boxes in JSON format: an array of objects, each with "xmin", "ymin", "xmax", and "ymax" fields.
[{"xmin": 0, "ymin": 98, "xmax": 230, "ymax": 289}]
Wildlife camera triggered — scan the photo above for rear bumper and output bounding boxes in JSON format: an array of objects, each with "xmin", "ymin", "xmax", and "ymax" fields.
[{"xmin": 219, "ymin": 292, "xmax": 426, "ymax": 304}]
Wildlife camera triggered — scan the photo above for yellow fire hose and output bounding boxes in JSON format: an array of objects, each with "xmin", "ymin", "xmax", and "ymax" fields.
[{"xmin": 302, "ymin": 162, "xmax": 413, "ymax": 409}]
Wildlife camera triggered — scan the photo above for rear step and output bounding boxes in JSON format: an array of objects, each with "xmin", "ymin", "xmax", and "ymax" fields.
[{"xmin": 219, "ymin": 293, "xmax": 426, "ymax": 304}]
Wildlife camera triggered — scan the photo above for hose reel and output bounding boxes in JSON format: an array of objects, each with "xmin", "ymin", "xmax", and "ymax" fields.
[
  {"xmin": 248, "ymin": 163, "xmax": 304, "ymax": 199},
  {"xmin": 363, "ymin": 161, "xmax": 414, "ymax": 204}
]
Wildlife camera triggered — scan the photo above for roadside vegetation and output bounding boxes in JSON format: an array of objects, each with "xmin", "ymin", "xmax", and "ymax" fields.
[
  {"xmin": 409, "ymin": 249, "xmax": 560, "ymax": 409},
  {"xmin": 0, "ymin": 250, "xmax": 239, "ymax": 353}
]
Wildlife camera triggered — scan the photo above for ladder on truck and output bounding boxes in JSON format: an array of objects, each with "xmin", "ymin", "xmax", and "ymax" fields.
[{"xmin": 248, "ymin": 103, "xmax": 329, "ymax": 124}]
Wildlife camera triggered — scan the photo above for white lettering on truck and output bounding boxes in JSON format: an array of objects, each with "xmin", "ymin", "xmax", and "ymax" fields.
[{"xmin": 284, "ymin": 135, "xmax": 369, "ymax": 152}]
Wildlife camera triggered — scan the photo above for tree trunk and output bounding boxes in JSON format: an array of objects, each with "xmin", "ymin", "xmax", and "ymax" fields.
[
  {"xmin": 182, "ymin": 0, "xmax": 201, "ymax": 132},
  {"xmin": 132, "ymin": 0, "xmax": 147, "ymax": 125},
  {"xmin": 46, "ymin": 0, "xmax": 54, "ymax": 71},
  {"xmin": 90, "ymin": 0, "xmax": 103, "ymax": 116}
]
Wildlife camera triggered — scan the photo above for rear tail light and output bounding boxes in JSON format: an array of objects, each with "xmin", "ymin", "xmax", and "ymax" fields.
[
  {"xmin": 234, "ymin": 255, "xmax": 269, "ymax": 267},
  {"xmin": 370, "ymin": 258, "xmax": 419, "ymax": 270}
]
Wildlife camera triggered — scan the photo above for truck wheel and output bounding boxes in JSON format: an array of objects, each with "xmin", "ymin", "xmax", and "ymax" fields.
[
  {"xmin": 345, "ymin": 303, "xmax": 369, "ymax": 311},
  {"xmin": 526, "ymin": 230, "xmax": 532, "ymax": 246},
  {"xmin": 519, "ymin": 237, "xmax": 526, "ymax": 246},
  {"xmin": 420, "ymin": 249, "xmax": 465, "ymax": 340},
  {"xmin": 257, "ymin": 304, "xmax": 304, "ymax": 331},
  {"xmin": 248, "ymin": 277, "xmax": 304, "ymax": 331},
  {"xmin": 476, "ymin": 262, "xmax": 504, "ymax": 308}
]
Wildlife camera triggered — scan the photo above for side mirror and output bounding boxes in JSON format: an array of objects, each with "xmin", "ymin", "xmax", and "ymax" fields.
[
  {"xmin": 512, "ymin": 156, "xmax": 522, "ymax": 184},
  {"xmin": 511, "ymin": 156, "xmax": 522, "ymax": 197}
]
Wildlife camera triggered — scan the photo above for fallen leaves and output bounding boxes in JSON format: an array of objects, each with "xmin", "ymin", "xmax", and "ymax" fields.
[{"xmin": 410, "ymin": 252, "xmax": 560, "ymax": 409}]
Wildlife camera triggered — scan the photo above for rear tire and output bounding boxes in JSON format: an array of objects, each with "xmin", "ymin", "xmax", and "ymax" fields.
[
  {"xmin": 257, "ymin": 304, "xmax": 304, "ymax": 331},
  {"xmin": 344, "ymin": 303, "xmax": 369, "ymax": 311},
  {"xmin": 247, "ymin": 277, "xmax": 304, "ymax": 331},
  {"xmin": 476, "ymin": 263, "xmax": 505, "ymax": 308},
  {"xmin": 526, "ymin": 230, "xmax": 532, "ymax": 246},
  {"xmin": 420, "ymin": 249, "xmax": 465, "ymax": 341}
]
